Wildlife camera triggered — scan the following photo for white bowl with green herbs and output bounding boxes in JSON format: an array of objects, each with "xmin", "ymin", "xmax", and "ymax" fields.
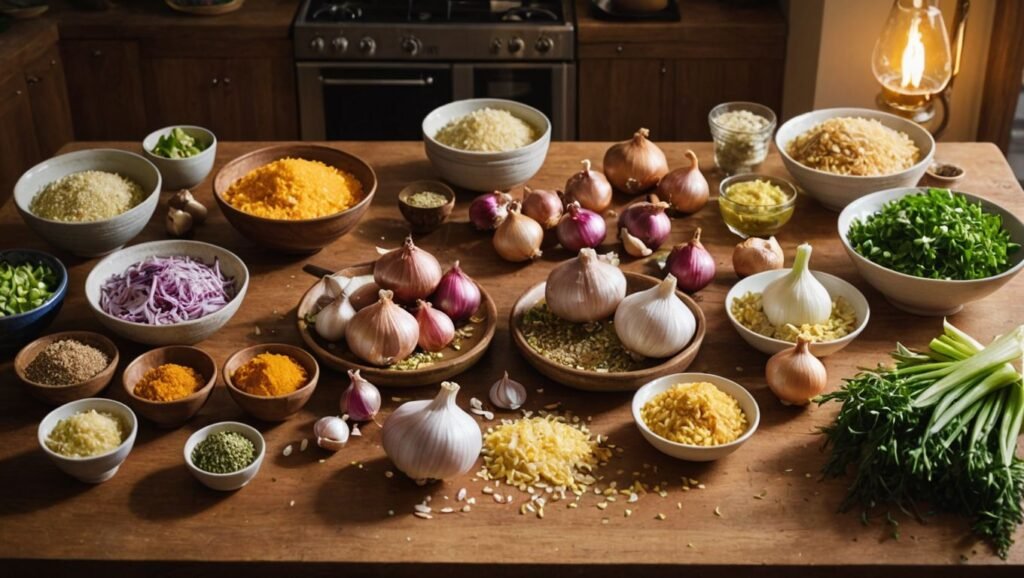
[
  {"xmin": 838, "ymin": 187, "xmax": 1024, "ymax": 316},
  {"xmin": 184, "ymin": 421, "xmax": 265, "ymax": 491},
  {"xmin": 143, "ymin": 125, "xmax": 217, "ymax": 190}
]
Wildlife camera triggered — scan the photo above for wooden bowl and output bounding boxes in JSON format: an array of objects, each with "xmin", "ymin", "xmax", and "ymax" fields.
[
  {"xmin": 14, "ymin": 331, "xmax": 119, "ymax": 406},
  {"xmin": 212, "ymin": 145, "xmax": 377, "ymax": 253},
  {"xmin": 296, "ymin": 264, "xmax": 498, "ymax": 387},
  {"xmin": 397, "ymin": 180, "xmax": 456, "ymax": 233},
  {"xmin": 510, "ymin": 272, "xmax": 706, "ymax": 392},
  {"xmin": 223, "ymin": 343, "xmax": 319, "ymax": 421},
  {"xmin": 122, "ymin": 346, "xmax": 217, "ymax": 427},
  {"xmin": 165, "ymin": 0, "xmax": 244, "ymax": 16}
]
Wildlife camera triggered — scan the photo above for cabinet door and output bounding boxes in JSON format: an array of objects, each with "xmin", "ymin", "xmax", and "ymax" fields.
[
  {"xmin": 0, "ymin": 72, "xmax": 40, "ymax": 203},
  {"xmin": 673, "ymin": 59, "xmax": 784, "ymax": 140},
  {"xmin": 144, "ymin": 57, "xmax": 222, "ymax": 132},
  {"xmin": 24, "ymin": 44, "xmax": 74, "ymax": 158},
  {"xmin": 213, "ymin": 57, "xmax": 298, "ymax": 140},
  {"xmin": 578, "ymin": 59, "xmax": 673, "ymax": 142},
  {"xmin": 61, "ymin": 40, "xmax": 147, "ymax": 140}
]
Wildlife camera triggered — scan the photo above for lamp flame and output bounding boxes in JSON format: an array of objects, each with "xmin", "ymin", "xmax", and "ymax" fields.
[{"xmin": 900, "ymin": 16, "xmax": 926, "ymax": 89}]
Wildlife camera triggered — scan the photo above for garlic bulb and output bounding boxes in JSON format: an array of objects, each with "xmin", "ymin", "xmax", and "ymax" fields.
[
  {"xmin": 382, "ymin": 381, "xmax": 482, "ymax": 481},
  {"xmin": 613, "ymin": 274, "xmax": 696, "ymax": 358},
  {"xmin": 314, "ymin": 290, "xmax": 356, "ymax": 342},
  {"xmin": 765, "ymin": 338, "xmax": 827, "ymax": 406},
  {"xmin": 545, "ymin": 248, "xmax": 626, "ymax": 323},
  {"xmin": 341, "ymin": 369, "xmax": 381, "ymax": 422},
  {"xmin": 314, "ymin": 416, "xmax": 350, "ymax": 451},
  {"xmin": 344, "ymin": 289, "xmax": 419, "ymax": 366},
  {"xmin": 489, "ymin": 371, "xmax": 527, "ymax": 410},
  {"xmin": 762, "ymin": 243, "xmax": 831, "ymax": 327},
  {"xmin": 732, "ymin": 236, "xmax": 783, "ymax": 278},
  {"xmin": 374, "ymin": 235, "xmax": 442, "ymax": 304},
  {"xmin": 415, "ymin": 300, "xmax": 455, "ymax": 352}
]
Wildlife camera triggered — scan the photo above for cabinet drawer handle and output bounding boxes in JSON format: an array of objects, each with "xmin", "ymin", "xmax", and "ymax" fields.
[
  {"xmin": 26, "ymin": 76, "xmax": 41, "ymax": 85},
  {"xmin": 51, "ymin": 59, "xmax": 57, "ymax": 66},
  {"xmin": 212, "ymin": 77, "xmax": 219, "ymax": 86},
  {"xmin": 92, "ymin": 50, "xmax": 103, "ymax": 57},
  {"xmin": 660, "ymin": 66, "xmax": 667, "ymax": 74},
  {"xmin": 15, "ymin": 90, "xmax": 22, "ymax": 96},
  {"xmin": 223, "ymin": 77, "xmax": 231, "ymax": 85}
]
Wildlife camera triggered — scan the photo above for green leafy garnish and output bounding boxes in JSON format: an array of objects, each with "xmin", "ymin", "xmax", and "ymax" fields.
[
  {"xmin": 0, "ymin": 260, "xmax": 59, "ymax": 316},
  {"xmin": 151, "ymin": 127, "xmax": 208, "ymax": 159},
  {"xmin": 847, "ymin": 188, "xmax": 1020, "ymax": 280}
]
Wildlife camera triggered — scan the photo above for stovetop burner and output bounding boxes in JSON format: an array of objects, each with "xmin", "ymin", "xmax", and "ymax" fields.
[{"xmin": 305, "ymin": 0, "xmax": 566, "ymax": 24}]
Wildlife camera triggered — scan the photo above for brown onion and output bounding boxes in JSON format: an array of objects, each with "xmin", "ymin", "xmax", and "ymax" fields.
[
  {"xmin": 563, "ymin": 159, "xmax": 613, "ymax": 213},
  {"xmin": 521, "ymin": 186, "xmax": 563, "ymax": 230},
  {"xmin": 603, "ymin": 128, "xmax": 668, "ymax": 195},
  {"xmin": 657, "ymin": 150, "xmax": 709, "ymax": 214},
  {"xmin": 493, "ymin": 201, "xmax": 544, "ymax": 262}
]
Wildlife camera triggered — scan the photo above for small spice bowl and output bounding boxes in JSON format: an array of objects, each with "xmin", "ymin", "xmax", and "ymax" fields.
[
  {"xmin": 631, "ymin": 373, "xmax": 760, "ymax": 462},
  {"xmin": 184, "ymin": 421, "xmax": 265, "ymax": 491},
  {"xmin": 718, "ymin": 173, "xmax": 797, "ymax": 238},
  {"xmin": 397, "ymin": 180, "xmax": 456, "ymax": 233},
  {"xmin": 37, "ymin": 397, "xmax": 138, "ymax": 483},
  {"xmin": 926, "ymin": 161, "xmax": 966, "ymax": 183},
  {"xmin": 223, "ymin": 343, "xmax": 319, "ymax": 421},
  {"xmin": 15, "ymin": 331, "xmax": 119, "ymax": 406},
  {"xmin": 122, "ymin": 345, "xmax": 218, "ymax": 428}
]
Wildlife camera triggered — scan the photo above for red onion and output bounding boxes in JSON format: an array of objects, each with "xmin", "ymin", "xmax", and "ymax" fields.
[
  {"xmin": 468, "ymin": 191, "xmax": 512, "ymax": 231},
  {"xmin": 430, "ymin": 260, "xmax": 481, "ymax": 322},
  {"xmin": 556, "ymin": 201, "xmax": 606, "ymax": 252},
  {"xmin": 415, "ymin": 300, "xmax": 455, "ymax": 352},
  {"xmin": 563, "ymin": 159, "xmax": 613, "ymax": 213},
  {"xmin": 341, "ymin": 369, "xmax": 382, "ymax": 422},
  {"xmin": 521, "ymin": 186, "xmax": 563, "ymax": 230},
  {"xmin": 618, "ymin": 196, "xmax": 671, "ymax": 250},
  {"xmin": 666, "ymin": 228, "xmax": 716, "ymax": 292}
]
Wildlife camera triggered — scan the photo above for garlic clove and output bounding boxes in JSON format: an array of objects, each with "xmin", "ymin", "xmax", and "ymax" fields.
[
  {"xmin": 489, "ymin": 371, "xmax": 527, "ymax": 410},
  {"xmin": 314, "ymin": 416, "xmax": 351, "ymax": 451},
  {"xmin": 765, "ymin": 338, "xmax": 827, "ymax": 406},
  {"xmin": 620, "ymin": 227, "xmax": 653, "ymax": 258},
  {"xmin": 613, "ymin": 274, "xmax": 696, "ymax": 359},
  {"xmin": 341, "ymin": 369, "xmax": 382, "ymax": 421},
  {"xmin": 169, "ymin": 189, "xmax": 208, "ymax": 224},
  {"xmin": 545, "ymin": 248, "xmax": 626, "ymax": 323},
  {"xmin": 166, "ymin": 207, "xmax": 193, "ymax": 238}
]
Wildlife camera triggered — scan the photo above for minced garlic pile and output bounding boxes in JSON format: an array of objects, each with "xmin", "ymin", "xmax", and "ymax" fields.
[
  {"xmin": 223, "ymin": 157, "xmax": 363, "ymax": 220},
  {"xmin": 731, "ymin": 291, "xmax": 857, "ymax": 343},
  {"xmin": 45, "ymin": 409, "xmax": 125, "ymax": 458},
  {"xmin": 642, "ymin": 382, "xmax": 747, "ymax": 446},
  {"xmin": 434, "ymin": 107, "xmax": 537, "ymax": 152}
]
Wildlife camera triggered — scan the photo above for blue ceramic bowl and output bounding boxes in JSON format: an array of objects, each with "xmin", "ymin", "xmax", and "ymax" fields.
[{"xmin": 0, "ymin": 249, "xmax": 68, "ymax": 350}]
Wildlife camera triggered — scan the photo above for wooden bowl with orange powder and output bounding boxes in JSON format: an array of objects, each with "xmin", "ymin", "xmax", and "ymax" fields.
[
  {"xmin": 122, "ymin": 345, "xmax": 217, "ymax": 427},
  {"xmin": 223, "ymin": 343, "xmax": 319, "ymax": 421},
  {"xmin": 213, "ymin": 145, "xmax": 377, "ymax": 253}
]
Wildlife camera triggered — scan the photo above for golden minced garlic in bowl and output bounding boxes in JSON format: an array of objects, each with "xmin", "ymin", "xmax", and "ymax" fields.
[
  {"xmin": 434, "ymin": 107, "xmax": 537, "ymax": 152},
  {"xmin": 641, "ymin": 382, "xmax": 748, "ymax": 446},
  {"xmin": 730, "ymin": 291, "xmax": 856, "ymax": 343}
]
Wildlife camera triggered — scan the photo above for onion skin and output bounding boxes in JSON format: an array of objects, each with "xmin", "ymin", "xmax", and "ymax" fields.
[
  {"xmin": 469, "ymin": 191, "xmax": 512, "ymax": 231},
  {"xmin": 618, "ymin": 196, "xmax": 671, "ymax": 250},
  {"xmin": 666, "ymin": 228, "xmax": 716, "ymax": 293},
  {"xmin": 521, "ymin": 186, "xmax": 564, "ymax": 230},
  {"xmin": 430, "ymin": 261, "xmax": 481, "ymax": 322},
  {"xmin": 556, "ymin": 201, "xmax": 607, "ymax": 252},
  {"xmin": 563, "ymin": 159, "xmax": 613, "ymax": 213},
  {"xmin": 657, "ymin": 150, "xmax": 709, "ymax": 214},
  {"xmin": 765, "ymin": 338, "xmax": 827, "ymax": 406},
  {"xmin": 603, "ymin": 128, "xmax": 668, "ymax": 195}
]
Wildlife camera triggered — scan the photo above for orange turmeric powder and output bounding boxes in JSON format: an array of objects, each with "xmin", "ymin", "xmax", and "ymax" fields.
[
  {"xmin": 134, "ymin": 363, "xmax": 204, "ymax": 402},
  {"xmin": 232, "ymin": 352, "xmax": 307, "ymax": 397},
  {"xmin": 222, "ymin": 157, "xmax": 363, "ymax": 220}
]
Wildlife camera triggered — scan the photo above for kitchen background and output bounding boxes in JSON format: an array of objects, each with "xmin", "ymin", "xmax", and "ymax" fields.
[{"xmin": 0, "ymin": 0, "xmax": 1020, "ymax": 202}]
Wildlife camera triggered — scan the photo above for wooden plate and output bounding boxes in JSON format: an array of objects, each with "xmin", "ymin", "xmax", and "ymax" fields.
[
  {"xmin": 165, "ymin": 0, "xmax": 244, "ymax": 16},
  {"xmin": 510, "ymin": 272, "xmax": 706, "ymax": 392},
  {"xmin": 296, "ymin": 264, "xmax": 497, "ymax": 388}
]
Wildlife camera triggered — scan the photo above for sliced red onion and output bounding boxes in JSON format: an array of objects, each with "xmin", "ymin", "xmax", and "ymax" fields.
[
  {"xmin": 556, "ymin": 201, "xmax": 606, "ymax": 252},
  {"xmin": 619, "ymin": 197, "xmax": 671, "ymax": 250},
  {"xmin": 100, "ymin": 255, "xmax": 235, "ymax": 325},
  {"xmin": 430, "ymin": 261, "xmax": 481, "ymax": 322},
  {"xmin": 468, "ymin": 191, "xmax": 512, "ymax": 231},
  {"xmin": 666, "ymin": 228, "xmax": 716, "ymax": 293}
]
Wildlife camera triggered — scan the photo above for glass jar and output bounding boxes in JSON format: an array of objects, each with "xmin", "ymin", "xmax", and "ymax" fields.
[{"xmin": 708, "ymin": 102, "xmax": 777, "ymax": 175}]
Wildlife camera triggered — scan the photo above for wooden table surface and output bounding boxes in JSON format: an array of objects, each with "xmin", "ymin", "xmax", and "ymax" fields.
[{"xmin": 1, "ymin": 141, "xmax": 1022, "ymax": 577}]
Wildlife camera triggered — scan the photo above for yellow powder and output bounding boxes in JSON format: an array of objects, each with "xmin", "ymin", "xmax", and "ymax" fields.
[
  {"xmin": 223, "ymin": 158, "xmax": 363, "ymax": 220},
  {"xmin": 641, "ymin": 382, "xmax": 748, "ymax": 446},
  {"xmin": 232, "ymin": 352, "xmax": 307, "ymax": 397}
]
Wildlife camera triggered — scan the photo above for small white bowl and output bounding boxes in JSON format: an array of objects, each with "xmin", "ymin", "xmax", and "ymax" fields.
[
  {"xmin": 422, "ymin": 98, "xmax": 551, "ymax": 191},
  {"xmin": 142, "ymin": 125, "xmax": 217, "ymax": 190},
  {"xmin": 725, "ymin": 268, "xmax": 870, "ymax": 357},
  {"xmin": 632, "ymin": 373, "xmax": 759, "ymax": 462},
  {"xmin": 38, "ymin": 398, "xmax": 138, "ymax": 483},
  {"xmin": 84, "ymin": 240, "xmax": 249, "ymax": 345},
  {"xmin": 838, "ymin": 187, "xmax": 1024, "ymax": 316},
  {"xmin": 184, "ymin": 421, "xmax": 265, "ymax": 491},
  {"xmin": 14, "ymin": 149, "xmax": 161, "ymax": 257},
  {"xmin": 775, "ymin": 107, "xmax": 934, "ymax": 211}
]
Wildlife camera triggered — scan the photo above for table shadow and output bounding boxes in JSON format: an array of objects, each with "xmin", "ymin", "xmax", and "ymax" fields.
[
  {"xmin": 127, "ymin": 464, "xmax": 230, "ymax": 521},
  {"xmin": 0, "ymin": 450, "xmax": 94, "ymax": 516},
  {"xmin": 314, "ymin": 455, "xmax": 437, "ymax": 525}
]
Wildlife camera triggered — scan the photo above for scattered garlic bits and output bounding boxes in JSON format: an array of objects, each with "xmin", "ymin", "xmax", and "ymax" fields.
[
  {"xmin": 641, "ymin": 382, "xmax": 747, "ymax": 446},
  {"xmin": 434, "ymin": 107, "xmax": 537, "ymax": 152},
  {"xmin": 481, "ymin": 415, "xmax": 610, "ymax": 493},
  {"xmin": 786, "ymin": 117, "xmax": 920, "ymax": 176},
  {"xmin": 731, "ymin": 291, "xmax": 856, "ymax": 343},
  {"xmin": 31, "ymin": 170, "xmax": 144, "ymax": 222},
  {"xmin": 45, "ymin": 410, "xmax": 125, "ymax": 458},
  {"xmin": 223, "ymin": 158, "xmax": 363, "ymax": 220}
]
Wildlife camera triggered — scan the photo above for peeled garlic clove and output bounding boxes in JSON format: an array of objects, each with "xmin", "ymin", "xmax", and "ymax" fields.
[
  {"xmin": 314, "ymin": 416, "xmax": 350, "ymax": 451},
  {"xmin": 344, "ymin": 289, "xmax": 419, "ymax": 366},
  {"xmin": 415, "ymin": 299, "xmax": 455, "ymax": 353},
  {"xmin": 620, "ymin": 227, "xmax": 653, "ymax": 258},
  {"xmin": 766, "ymin": 338, "xmax": 827, "ymax": 406},
  {"xmin": 489, "ymin": 371, "xmax": 527, "ymax": 410},
  {"xmin": 732, "ymin": 236, "xmax": 783, "ymax": 278},
  {"xmin": 166, "ymin": 207, "xmax": 193, "ymax": 238},
  {"xmin": 341, "ymin": 369, "xmax": 382, "ymax": 422},
  {"xmin": 614, "ymin": 274, "xmax": 696, "ymax": 358},
  {"xmin": 545, "ymin": 248, "xmax": 626, "ymax": 323}
]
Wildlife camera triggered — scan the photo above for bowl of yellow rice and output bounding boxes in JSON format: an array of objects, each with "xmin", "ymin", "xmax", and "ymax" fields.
[{"xmin": 213, "ymin": 145, "xmax": 377, "ymax": 253}]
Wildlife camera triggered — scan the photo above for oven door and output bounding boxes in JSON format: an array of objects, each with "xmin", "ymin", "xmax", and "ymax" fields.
[
  {"xmin": 298, "ymin": 63, "xmax": 454, "ymax": 140},
  {"xmin": 453, "ymin": 63, "xmax": 576, "ymax": 140}
]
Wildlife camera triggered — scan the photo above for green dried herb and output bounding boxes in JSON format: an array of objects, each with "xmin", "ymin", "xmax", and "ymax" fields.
[
  {"xmin": 191, "ymin": 431, "xmax": 256, "ymax": 474},
  {"xmin": 520, "ymin": 303, "xmax": 639, "ymax": 372}
]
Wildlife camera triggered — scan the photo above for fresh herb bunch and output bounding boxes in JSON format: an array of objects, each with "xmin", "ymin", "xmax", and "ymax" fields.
[
  {"xmin": 847, "ymin": 188, "xmax": 1020, "ymax": 280},
  {"xmin": 818, "ymin": 321, "xmax": 1024, "ymax": 558}
]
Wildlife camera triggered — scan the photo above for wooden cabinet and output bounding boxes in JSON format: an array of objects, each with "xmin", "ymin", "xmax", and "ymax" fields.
[
  {"xmin": 672, "ymin": 58, "xmax": 785, "ymax": 140},
  {"xmin": 23, "ymin": 44, "xmax": 74, "ymax": 158},
  {"xmin": 61, "ymin": 40, "xmax": 148, "ymax": 140},
  {"xmin": 579, "ymin": 59, "xmax": 674, "ymax": 141},
  {"xmin": 0, "ymin": 71, "xmax": 41, "ymax": 196}
]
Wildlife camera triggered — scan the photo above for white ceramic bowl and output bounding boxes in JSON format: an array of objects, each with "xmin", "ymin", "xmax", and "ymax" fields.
[
  {"xmin": 838, "ymin": 187, "xmax": 1024, "ymax": 316},
  {"xmin": 14, "ymin": 149, "xmax": 161, "ymax": 257},
  {"xmin": 142, "ymin": 125, "xmax": 217, "ymax": 190},
  {"xmin": 632, "ymin": 373, "xmax": 759, "ymax": 462},
  {"xmin": 422, "ymin": 98, "xmax": 551, "ymax": 191},
  {"xmin": 775, "ymin": 108, "xmax": 934, "ymax": 211},
  {"xmin": 84, "ymin": 240, "xmax": 249, "ymax": 345},
  {"xmin": 726, "ymin": 269, "xmax": 870, "ymax": 357},
  {"xmin": 37, "ymin": 398, "xmax": 138, "ymax": 483},
  {"xmin": 184, "ymin": 421, "xmax": 265, "ymax": 491}
]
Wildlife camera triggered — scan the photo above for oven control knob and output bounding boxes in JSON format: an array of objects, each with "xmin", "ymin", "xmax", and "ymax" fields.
[
  {"xmin": 401, "ymin": 36, "xmax": 422, "ymax": 56},
  {"xmin": 536, "ymin": 37, "xmax": 555, "ymax": 53},
  {"xmin": 359, "ymin": 37, "xmax": 376, "ymax": 55},
  {"xmin": 310, "ymin": 36, "xmax": 326, "ymax": 53},
  {"xmin": 332, "ymin": 36, "xmax": 349, "ymax": 53},
  {"xmin": 508, "ymin": 37, "xmax": 525, "ymax": 54},
  {"xmin": 491, "ymin": 38, "xmax": 503, "ymax": 54}
]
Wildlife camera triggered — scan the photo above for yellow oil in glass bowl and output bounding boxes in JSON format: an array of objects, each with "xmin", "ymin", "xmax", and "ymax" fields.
[{"xmin": 718, "ymin": 174, "xmax": 797, "ymax": 238}]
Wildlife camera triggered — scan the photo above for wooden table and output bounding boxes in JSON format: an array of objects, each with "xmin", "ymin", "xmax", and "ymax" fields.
[{"xmin": 1, "ymin": 141, "xmax": 1021, "ymax": 577}]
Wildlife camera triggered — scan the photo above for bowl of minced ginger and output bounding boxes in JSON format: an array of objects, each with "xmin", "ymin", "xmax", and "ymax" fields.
[{"xmin": 212, "ymin": 145, "xmax": 377, "ymax": 253}]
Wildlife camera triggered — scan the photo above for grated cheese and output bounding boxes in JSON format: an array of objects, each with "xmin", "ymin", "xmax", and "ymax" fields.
[{"xmin": 433, "ymin": 107, "xmax": 537, "ymax": 152}]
